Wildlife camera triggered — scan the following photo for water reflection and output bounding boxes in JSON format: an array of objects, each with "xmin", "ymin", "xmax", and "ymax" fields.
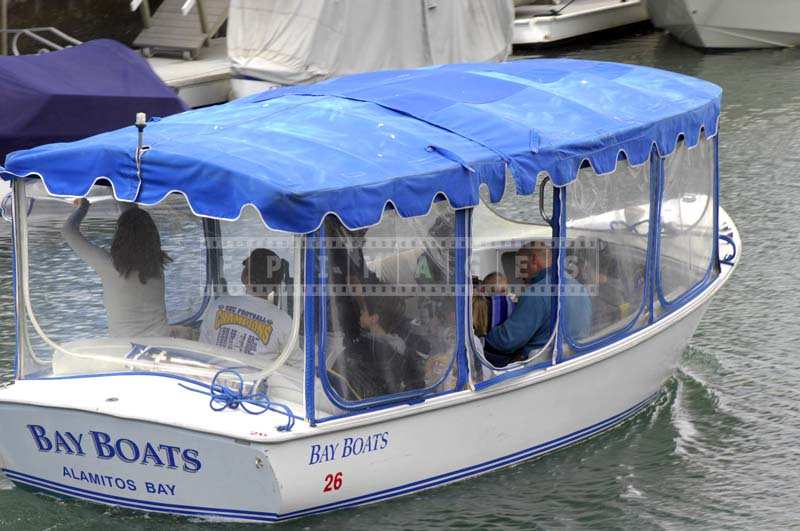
[{"xmin": 0, "ymin": 228, "xmax": 14, "ymax": 382}]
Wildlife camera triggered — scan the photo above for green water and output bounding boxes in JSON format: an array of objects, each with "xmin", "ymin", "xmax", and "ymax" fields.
[{"xmin": 1, "ymin": 27, "xmax": 799, "ymax": 529}]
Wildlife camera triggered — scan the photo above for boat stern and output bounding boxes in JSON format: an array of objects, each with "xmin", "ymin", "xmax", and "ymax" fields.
[{"xmin": 0, "ymin": 377, "xmax": 289, "ymax": 523}]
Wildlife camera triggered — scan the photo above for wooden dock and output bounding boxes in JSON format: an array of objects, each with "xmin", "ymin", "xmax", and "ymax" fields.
[{"xmin": 134, "ymin": 0, "xmax": 229, "ymax": 59}]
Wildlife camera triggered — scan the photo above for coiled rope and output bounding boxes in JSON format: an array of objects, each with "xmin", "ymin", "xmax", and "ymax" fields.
[{"xmin": 180, "ymin": 369, "xmax": 296, "ymax": 432}]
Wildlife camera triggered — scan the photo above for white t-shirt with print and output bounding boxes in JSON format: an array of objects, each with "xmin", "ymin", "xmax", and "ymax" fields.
[{"xmin": 199, "ymin": 296, "xmax": 291, "ymax": 357}]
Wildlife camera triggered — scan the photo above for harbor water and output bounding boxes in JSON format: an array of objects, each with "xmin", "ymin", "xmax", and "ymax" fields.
[{"xmin": 1, "ymin": 27, "xmax": 799, "ymax": 528}]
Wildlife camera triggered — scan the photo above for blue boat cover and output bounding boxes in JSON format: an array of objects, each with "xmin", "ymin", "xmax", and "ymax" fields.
[
  {"xmin": 1, "ymin": 59, "xmax": 721, "ymax": 233},
  {"xmin": 0, "ymin": 39, "xmax": 186, "ymax": 162}
]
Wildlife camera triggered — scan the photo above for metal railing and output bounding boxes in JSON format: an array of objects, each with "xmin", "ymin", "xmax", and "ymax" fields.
[
  {"xmin": 0, "ymin": 27, "xmax": 82, "ymax": 56},
  {"xmin": 1, "ymin": 0, "xmax": 81, "ymax": 56}
]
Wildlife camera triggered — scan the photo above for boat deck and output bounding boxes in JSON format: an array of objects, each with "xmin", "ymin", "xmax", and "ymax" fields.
[
  {"xmin": 147, "ymin": 38, "xmax": 231, "ymax": 108},
  {"xmin": 0, "ymin": 375, "xmax": 313, "ymax": 442}
]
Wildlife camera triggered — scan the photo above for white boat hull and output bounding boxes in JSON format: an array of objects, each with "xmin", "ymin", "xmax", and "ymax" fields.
[
  {"xmin": 514, "ymin": 0, "xmax": 649, "ymax": 45},
  {"xmin": 647, "ymin": 0, "xmax": 800, "ymax": 49},
  {"xmin": 0, "ymin": 284, "xmax": 721, "ymax": 522},
  {"xmin": 0, "ymin": 194, "xmax": 740, "ymax": 522}
]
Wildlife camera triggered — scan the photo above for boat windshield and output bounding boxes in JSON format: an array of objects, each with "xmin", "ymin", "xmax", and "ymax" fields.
[
  {"xmin": 16, "ymin": 181, "xmax": 304, "ymax": 401},
  {"xmin": 469, "ymin": 178, "xmax": 557, "ymax": 380}
]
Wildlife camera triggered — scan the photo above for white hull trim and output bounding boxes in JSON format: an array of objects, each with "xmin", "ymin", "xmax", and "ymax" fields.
[
  {"xmin": 146, "ymin": 38, "xmax": 231, "ymax": 108},
  {"xmin": 0, "ymin": 212, "xmax": 738, "ymax": 522}
]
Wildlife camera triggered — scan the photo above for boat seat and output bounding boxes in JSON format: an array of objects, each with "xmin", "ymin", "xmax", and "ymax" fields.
[
  {"xmin": 263, "ymin": 363, "xmax": 339, "ymax": 417},
  {"xmin": 48, "ymin": 337, "xmax": 339, "ymax": 417}
]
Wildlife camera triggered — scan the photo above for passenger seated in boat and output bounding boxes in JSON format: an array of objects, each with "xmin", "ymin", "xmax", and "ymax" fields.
[
  {"xmin": 323, "ymin": 218, "xmax": 431, "ymax": 399},
  {"xmin": 198, "ymin": 248, "xmax": 292, "ymax": 356},
  {"xmin": 327, "ymin": 291, "xmax": 426, "ymax": 400},
  {"xmin": 576, "ymin": 252, "xmax": 625, "ymax": 330},
  {"xmin": 62, "ymin": 198, "xmax": 171, "ymax": 338},
  {"xmin": 353, "ymin": 295, "xmax": 427, "ymax": 396},
  {"xmin": 473, "ymin": 272, "xmax": 510, "ymax": 337},
  {"xmin": 472, "ymin": 277, "xmax": 490, "ymax": 337},
  {"xmin": 483, "ymin": 243, "xmax": 592, "ymax": 367},
  {"xmin": 483, "ymin": 272, "xmax": 509, "ymax": 297}
]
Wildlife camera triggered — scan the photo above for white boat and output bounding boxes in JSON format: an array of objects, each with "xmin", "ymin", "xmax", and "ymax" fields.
[
  {"xmin": 226, "ymin": 0, "xmax": 514, "ymax": 99},
  {"xmin": 513, "ymin": 0, "xmax": 649, "ymax": 45},
  {"xmin": 135, "ymin": 0, "xmax": 514, "ymax": 106},
  {"xmin": 647, "ymin": 0, "xmax": 800, "ymax": 49},
  {"xmin": 0, "ymin": 58, "xmax": 738, "ymax": 522}
]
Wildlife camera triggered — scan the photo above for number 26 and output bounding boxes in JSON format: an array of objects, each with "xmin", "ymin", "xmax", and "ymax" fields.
[{"xmin": 323, "ymin": 472, "xmax": 343, "ymax": 492}]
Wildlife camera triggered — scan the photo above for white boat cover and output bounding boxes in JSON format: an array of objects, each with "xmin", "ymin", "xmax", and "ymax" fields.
[{"xmin": 227, "ymin": 0, "xmax": 514, "ymax": 85}]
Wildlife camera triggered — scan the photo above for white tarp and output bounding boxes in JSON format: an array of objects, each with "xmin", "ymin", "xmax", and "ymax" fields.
[{"xmin": 228, "ymin": 0, "xmax": 514, "ymax": 86}]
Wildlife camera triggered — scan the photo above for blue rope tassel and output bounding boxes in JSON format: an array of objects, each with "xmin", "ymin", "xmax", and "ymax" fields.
[{"xmin": 181, "ymin": 369, "xmax": 296, "ymax": 432}]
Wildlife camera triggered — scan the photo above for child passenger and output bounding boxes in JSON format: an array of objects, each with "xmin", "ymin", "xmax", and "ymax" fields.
[
  {"xmin": 482, "ymin": 272, "xmax": 509, "ymax": 297},
  {"xmin": 472, "ymin": 272, "xmax": 509, "ymax": 337},
  {"xmin": 198, "ymin": 248, "xmax": 292, "ymax": 357}
]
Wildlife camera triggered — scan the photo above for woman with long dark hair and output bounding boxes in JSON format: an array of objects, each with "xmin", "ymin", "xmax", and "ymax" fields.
[{"xmin": 62, "ymin": 198, "xmax": 172, "ymax": 338}]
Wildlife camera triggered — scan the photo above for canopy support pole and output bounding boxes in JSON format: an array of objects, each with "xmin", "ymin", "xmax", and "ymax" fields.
[{"xmin": 11, "ymin": 180, "xmax": 28, "ymax": 376}]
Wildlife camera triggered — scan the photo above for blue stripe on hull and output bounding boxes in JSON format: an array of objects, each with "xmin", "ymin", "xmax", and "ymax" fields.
[{"xmin": 2, "ymin": 392, "xmax": 658, "ymax": 523}]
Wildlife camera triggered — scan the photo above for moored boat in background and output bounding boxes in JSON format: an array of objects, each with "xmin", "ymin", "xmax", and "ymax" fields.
[
  {"xmin": 0, "ymin": 39, "xmax": 185, "ymax": 220},
  {"xmin": 132, "ymin": 0, "xmax": 515, "ymax": 106},
  {"xmin": 646, "ymin": 0, "xmax": 800, "ymax": 49},
  {"xmin": 513, "ymin": 0, "xmax": 650, "ymax": 46}
]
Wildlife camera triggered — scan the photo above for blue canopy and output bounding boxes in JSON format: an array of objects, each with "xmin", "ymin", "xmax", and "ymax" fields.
[
  {"xmin": 1, "ymin": 59, "xmax": 721, "ymax": 233},
  {"xmin": 0, "ymin": 39, "xmax": 186, "ymax": 162}
]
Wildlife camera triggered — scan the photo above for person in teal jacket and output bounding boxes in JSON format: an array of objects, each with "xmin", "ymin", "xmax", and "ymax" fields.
[{"xmin": 484, "ymin": 243, "xmax": 592, "ymax": 367}]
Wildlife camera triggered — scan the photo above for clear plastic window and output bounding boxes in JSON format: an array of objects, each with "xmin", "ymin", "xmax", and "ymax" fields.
[
  {"xmin": 154, "ymin": 197, "xmax": 208, "ymax": 324},
  {"xmin": 17, "ymin": 183, "xmax": 304, "ymax": 412},
  {"xmin": 469, "ymin": 179, "xmax": 555, "ymax": 382},
  {"xmin": 564, "ymin": 159, "xmax": 651, "ymax": 346},
  {"xmin": 658, "ymin": 136, "xmax": 716, "ymax": 307},
  {"xmin": 217, "ymin": 207, "xmax": 297, "ymax": 319},
  {"xmin": 321, "ymin": 202, "xmax": 458, "ymax": 406}
]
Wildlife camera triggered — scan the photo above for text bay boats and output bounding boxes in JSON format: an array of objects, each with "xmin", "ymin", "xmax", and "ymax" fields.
[{"xmin": 0, "ymin": 59, "xmax": 738, "ymax": 522}]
